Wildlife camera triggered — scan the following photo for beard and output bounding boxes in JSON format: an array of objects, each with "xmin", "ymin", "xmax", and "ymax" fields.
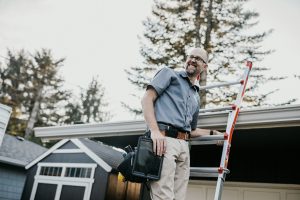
[{"xmin": 185, "ymin": 61, "xmax": 203, "ymax": 77}]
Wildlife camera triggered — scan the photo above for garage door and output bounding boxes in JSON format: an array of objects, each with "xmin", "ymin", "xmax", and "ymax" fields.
[
  {"xmin": 186, "ymin": 180, "xmax": 300, "ymax": 200},
  {"xmin": 30, "ymin": 163, "xmax": 96, "ymax": 200}
]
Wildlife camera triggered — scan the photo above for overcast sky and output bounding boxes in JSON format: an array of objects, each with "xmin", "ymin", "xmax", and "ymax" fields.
[{"xmin": 0, "ymin": 0, "xmax": 299, "ymax": 122}]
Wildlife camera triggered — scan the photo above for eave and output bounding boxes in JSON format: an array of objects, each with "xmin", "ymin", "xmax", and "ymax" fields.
[{"xmin": 34, "ymin": 104, "xmax": 300, "ymax": 141}]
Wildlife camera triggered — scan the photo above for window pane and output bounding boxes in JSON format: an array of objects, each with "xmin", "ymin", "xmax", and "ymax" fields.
[
  {"xmin": 40, "ymin": 167, "xmax": 62, "ymax": 176},
  {"xmin": 64, "ymin": 167, "xmax": 92, "ymax": 178},
  {"xmin": 86, "ymin": 168, "xmax": 91, "ymax": 178}
]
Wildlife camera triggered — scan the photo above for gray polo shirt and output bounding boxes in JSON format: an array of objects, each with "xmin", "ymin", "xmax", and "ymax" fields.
[{"xmin": 147, "ymin": 67, "xmax": 200, "ymax": 132}]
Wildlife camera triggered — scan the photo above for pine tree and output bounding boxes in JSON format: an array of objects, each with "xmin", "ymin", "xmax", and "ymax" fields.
[
  {"xmin": 126, "ymin": 0, "xmax": 288, "ymax": 113},
  {"xmin": 64, "ymin": 77, "xmax": 110, "ymax": 124},
  {"xmin": 0, "ymin": 49, "xmax": 70, "ymax": 138},
  {"xmin": 0, "ymin": 50, "xmax": 33, "ymax": 134}
]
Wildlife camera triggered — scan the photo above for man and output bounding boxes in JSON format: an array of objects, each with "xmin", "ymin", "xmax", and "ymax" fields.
[{"xmin": 141, "ymin": 47, "xmax": 222, "ymax": 200}]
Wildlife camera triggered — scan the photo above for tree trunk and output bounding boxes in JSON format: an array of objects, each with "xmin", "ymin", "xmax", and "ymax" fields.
[
  {"xmin": 193, "ymin": 0, "xmax": 202, "ymax": 47},
  {"xmin": 199, "ymin": 0, "xmax": 214, "ymax": 108},
  {"xmin": 24, "ymin": 87, "xmax": 43, "ymax": 139}
]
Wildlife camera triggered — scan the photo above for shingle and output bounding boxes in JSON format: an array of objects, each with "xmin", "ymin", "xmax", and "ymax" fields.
[
  {"xmin": 0, "ymin": 134, "xmax": 47, "ymax": 167},
  {"xmin": 79, "ymin": 138, "xmax": 124, "ymax": 170}
]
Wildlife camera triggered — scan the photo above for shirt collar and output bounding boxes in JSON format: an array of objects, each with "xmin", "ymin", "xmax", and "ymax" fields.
[{"xmin": 178, "ymin": 70, "xmax": 200, "ymax": 92}]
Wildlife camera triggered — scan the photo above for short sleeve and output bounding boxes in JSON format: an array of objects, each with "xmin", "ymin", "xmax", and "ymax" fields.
[
  {"xmin": 191, "ymin": 108, "xmax": 199, "ymax": 131},
  {"xmin": 146, "ymin": 67, "xmax": 174, "ymax": 96}
]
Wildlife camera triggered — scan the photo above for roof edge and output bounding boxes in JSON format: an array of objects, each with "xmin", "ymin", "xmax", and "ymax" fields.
[
  {"xmin": 0, "ymin": 156, "xmax": 27, "ymax": 167},
  {"xmin": 34, "ymin": 104, "xmax": 300, "ymax": 141}
]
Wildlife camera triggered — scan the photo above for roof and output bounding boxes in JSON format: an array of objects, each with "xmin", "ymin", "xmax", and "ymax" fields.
[
  {"xmin": 26, "ymin": 138, "xmax": 124, "ymax": 172},
  {"xmin": 0, "ymin": 134, "xmax": 47, "ymax": 167},
  {"xmin": 34, "ymin": 104, "xmax": 300, "ymax": 141},
  {"xmin": 79, "ymin": 138, "xmax": 124, "ymax": 170}
]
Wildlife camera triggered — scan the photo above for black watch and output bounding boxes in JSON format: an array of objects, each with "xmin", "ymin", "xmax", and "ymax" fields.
[{"xmin": 210, "ymin": 130, "xmax": 214, "ymax": 135}]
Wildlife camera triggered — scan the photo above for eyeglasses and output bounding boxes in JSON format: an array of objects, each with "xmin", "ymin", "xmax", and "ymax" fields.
[{"xmin": 189, "ymin": 55, "xmax": 205, "ymax": 63}]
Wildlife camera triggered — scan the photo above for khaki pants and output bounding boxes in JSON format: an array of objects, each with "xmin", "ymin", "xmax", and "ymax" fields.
[{"xmin": 150, "ymin": 137, "xmax": 190, "ymax": 200}]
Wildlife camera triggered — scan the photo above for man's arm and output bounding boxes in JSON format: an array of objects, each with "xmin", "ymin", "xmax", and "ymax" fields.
[
  {"xmin": 141, "ymin": 88, "xmax": 166, "ymax": 156},
  {"xmin": 190, "ymin": 128, "xmax": 222, "ymax": 138}
]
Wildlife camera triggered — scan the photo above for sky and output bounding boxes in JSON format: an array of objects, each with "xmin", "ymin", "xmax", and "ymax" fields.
[{"xmin": 0, "ymin": 0, "xmax": 299, "ymax": 122}]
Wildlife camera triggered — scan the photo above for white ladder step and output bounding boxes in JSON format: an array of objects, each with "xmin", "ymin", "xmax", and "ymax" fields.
[
  {"xmin": 199, "ymin": 105, "xmax": 236, "ymax": 113},
  {"xmin": 190, "ymin": 134, "xmax": 227, "ymax": 145},
  {"xmin": 190, "ymin": 167, "xmax": 230, "ymax": 178},
  {"xmin": 199, "ymin": 80, "xmax": 243, "ymax": 91}
]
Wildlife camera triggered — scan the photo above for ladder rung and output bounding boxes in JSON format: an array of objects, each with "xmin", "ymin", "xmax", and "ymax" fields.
[
  {"xmin": 190, "ymin": 167, "xmax": 230, "ymax": 178},
  {"xmin": 190, "ymin": 135, "xmax": 226, "ymax": 145},
  {"xmin": 199, "ymin": 80, "xmax": 243, "ymax": 91},
  {"xmin": 199, "ymin": 105, "xmax": 236, "ymax": 113},
  {"xmin": 190, "ymin": 172, "xmax": 219, "ymax": 178},
  {"xmin": 190, "ymin": 141, "xmax": 223, "ymax": 145},
  {"xmin": 191, "ymin": 135, "xmax": 225, "ymax": 141},
  {"xmin": 190, "ymin": 167, "xmax": 219, "ymax": 173}
]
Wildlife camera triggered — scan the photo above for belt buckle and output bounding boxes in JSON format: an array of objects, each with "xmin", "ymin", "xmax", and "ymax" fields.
[{"xmin": 177, "ymin": 132, "xmax": 186, "ymax": 140}]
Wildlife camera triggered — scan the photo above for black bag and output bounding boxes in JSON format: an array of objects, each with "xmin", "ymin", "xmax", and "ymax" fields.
[{"xmin": 117, "ymin": 135, "xmax": 164, "ymax": 183}]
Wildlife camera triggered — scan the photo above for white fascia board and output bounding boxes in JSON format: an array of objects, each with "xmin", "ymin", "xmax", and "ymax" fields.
[
  {"xmin": 197, "ymin": 104, "xmax": 300, "ymax": 130},
  {"xmin": 25, "ymin": 139, "xmax": 69, "ymax": 169},
  {"xmin": 71, "ymin": 139, "xmax": 112, "ymax": 172},
  {"xmin": 35, "ymin": 120, "xmax": 147, "ymax": 140},
  {"xmin": 0, "ymin": 156, "xmax": 27, "ymax": 167},
  {"xmin": 34, "ymin": 105, "xmax": 300, "ymax": 140}
]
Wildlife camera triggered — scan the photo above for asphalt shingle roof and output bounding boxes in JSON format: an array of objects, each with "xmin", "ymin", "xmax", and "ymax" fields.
[
  {"xmin": 0, "ymin": 134, "xmax": 47, "ymax": 167},
  {"xmin": 79, "ymin": 138, "xmax": 124, "ymax": 170}
]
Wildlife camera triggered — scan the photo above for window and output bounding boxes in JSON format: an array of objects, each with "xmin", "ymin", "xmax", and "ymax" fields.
[
  {"xmin": 40, "ymin": 167, "xmax": 62, "ymax": 176},
  {"xmin": 65, "ymin": 167, "xmax": 92, "ymax": 178},
  {"xmin": 37, "ymin": 163, "xmax": 95, "ymax": 179}
]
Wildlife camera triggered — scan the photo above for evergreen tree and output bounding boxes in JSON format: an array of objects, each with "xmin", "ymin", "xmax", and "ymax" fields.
[
  {"xmin": 64, "ymin": 77, "xmax": 110, "ymax": 124},
  {"xmin": 126, "ymin": 0, "xmax": 288, "ymax": 113},
  {"xmin": 25, "ymin": 49, "xmax": 71, "ymax": 139},
  {"xmin": 0, "ymin": 49, "xmax": 70, "ymax": 138},
  {"xmin": 0, "ymin": 50, "xmax": 31, "ymax": 134}
]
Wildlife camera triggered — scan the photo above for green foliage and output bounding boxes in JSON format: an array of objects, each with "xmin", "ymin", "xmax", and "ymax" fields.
[
  {"xmin": 126, "ymin": 0, "xmax": 290, "ymax": 113},
  {"xmin": 64, "ymin": 77, "xmax": 110, "ymax": 124},
  {"xmin": 0, "ymin": 49, "xmax": 70, "ymax": 137}
]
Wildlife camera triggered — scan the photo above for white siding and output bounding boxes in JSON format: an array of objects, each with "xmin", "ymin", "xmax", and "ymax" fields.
[
  {"xmin": 0, "ymin": 165, "xmax": 26, "ymax": 200},
  {"xmin": 187, "ymin": 181, "xmax": 300, "ymax": 200},
  {"xmin": 0, "ymin": 104, "xmax": 11, "ymax": 146}
]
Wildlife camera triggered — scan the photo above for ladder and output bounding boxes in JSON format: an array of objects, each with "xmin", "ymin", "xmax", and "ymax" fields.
[{"xmin": 190, "ymin": 61, "xmax": 252, "ymax": 200}]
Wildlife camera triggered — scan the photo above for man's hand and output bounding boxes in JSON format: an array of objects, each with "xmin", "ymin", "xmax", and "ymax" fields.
[
  {"xmin": 151, "ymin": 130, "xmax": 166, "ymax": 156},
  {"xmin": 212, "ymin": 130, "xmax": 223, "ymax": 135},
  {"xmin": 212, "ymin": 130, "xmax": 225, "ymax": 146}
]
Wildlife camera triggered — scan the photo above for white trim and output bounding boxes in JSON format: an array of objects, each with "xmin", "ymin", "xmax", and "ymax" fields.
[
  {"xmin": 25, "ymin": 139, "xmax": 69, "ymax": 169},
  {"xmin": 30, "ymin": 179, "xmax": 92, "ymax": 200},
  {"xmin": 38, "ymin": 162, "xmax": 95, "ymax": 167},
  {"xmin": 34, "ymin": 104, "xmax": 300, "ymax": 140},
  {"xmin": 26, "ymin": 139, "xmax": 113, "ymax": 172},
  {"xmin": 188, "ymin": 180, "xmax": 300, "ymax": 190},
  {"xmin": 53, "ymin": 149, "xmax": 84, "ymax": 153},
  {"xmin": 187, "ymin": 180, "xmax": 300, "ymax": 200},
  {"xmin": 30, "ymin": 162, "xmax": 96, "ymax": 200},
  {"xmin": 54, "ymin": 184, "xmax": 62, "ymax": 200},
  {"xmin": 71, "ymin": 139, "xmax": 112, "ymax": 172},
  {"xmin": 0, "ymin": 155, "xmax": 27, "ymax": 167},
  {"xmin": 38, "ymin": 162, "xmax": 97, "ymax": 168}
]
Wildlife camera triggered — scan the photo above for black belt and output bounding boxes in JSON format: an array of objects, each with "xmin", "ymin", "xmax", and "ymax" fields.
[{"xmin": 157, "ymin": 123, "xmax": 190, "ymax": 140}]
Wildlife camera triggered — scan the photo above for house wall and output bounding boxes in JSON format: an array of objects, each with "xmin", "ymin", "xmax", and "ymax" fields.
[
  {"xmin": 21, "ymin": 152, "xmax": 109, "ymax": 200},
  {"xmin": 186, "ymin": 180, "xmax": 300, "ymax": 200},
  {"xmin": 105, "ymin": 173, "xmax": 141, "ymax": 200},
  {"xmin": 0, "ymin": 163, "xmax": 26, "ymax": 200}
]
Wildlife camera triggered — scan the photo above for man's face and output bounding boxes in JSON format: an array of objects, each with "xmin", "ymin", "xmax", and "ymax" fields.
[{"xmin": 185, "ymin": 50, "xmax": 207, "ymax": 77}]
